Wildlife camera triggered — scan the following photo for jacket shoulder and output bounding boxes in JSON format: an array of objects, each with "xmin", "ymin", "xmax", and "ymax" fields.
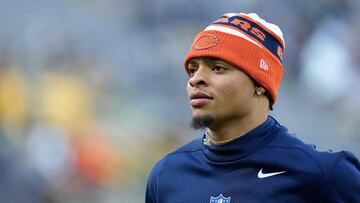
[
  {"xmin": 146, "ymin": 137, "xmax": 203, "ymax": 191},
  {"xmin": 269, "ymin": 129, "xmax": 358, "ymax": 176},
  {"xmin": 148, "ymin": 137, "xmax": 202, "ymax": 176},
  {"xmin": 171, "ymin": 137, "xmax": 203, "ymax": 154}
]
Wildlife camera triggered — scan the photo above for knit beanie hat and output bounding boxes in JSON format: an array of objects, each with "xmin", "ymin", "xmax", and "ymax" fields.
[{"xmin": 184, "ymin": 13, "xmax": 285, "ymax": 105}]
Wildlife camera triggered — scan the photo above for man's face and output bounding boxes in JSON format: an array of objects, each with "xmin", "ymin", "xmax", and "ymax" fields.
[{"xmin": 186, "ymin": 57, "xmax": 256, "ymax": 129}]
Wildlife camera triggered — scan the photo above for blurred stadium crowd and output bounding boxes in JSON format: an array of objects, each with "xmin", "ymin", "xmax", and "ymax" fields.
[{"xmin": 0, "ymin": 0, "xmax": 359, "ymax": 202}]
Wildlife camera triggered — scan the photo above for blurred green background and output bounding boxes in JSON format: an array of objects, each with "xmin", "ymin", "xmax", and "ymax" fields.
[{"xmin": 0, "ymin": 0, "xmax": 359, "ymax": 202}]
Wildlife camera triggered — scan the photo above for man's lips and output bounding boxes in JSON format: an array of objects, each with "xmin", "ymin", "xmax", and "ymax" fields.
[{"xmin": 189, "ymin": 91, "xmax": 213, "ymax": 107}]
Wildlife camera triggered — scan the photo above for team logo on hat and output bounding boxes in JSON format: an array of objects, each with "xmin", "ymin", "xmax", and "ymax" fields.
[
  {"xmin": 209, "ymin": 194, "xmax": 231, "ymax": 203},
  {"xmin": 194, "ymin": 34, "xmax": 219, "ymax": 50}
]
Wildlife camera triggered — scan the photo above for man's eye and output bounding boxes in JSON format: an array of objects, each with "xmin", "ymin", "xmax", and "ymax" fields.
[
  {"xmin": 188, "ymin": 67, "xmax": 197, "ymax": 76},
  {"xmin": 213, "ymin": 65, "xmax": 226, "ymax": 72}
]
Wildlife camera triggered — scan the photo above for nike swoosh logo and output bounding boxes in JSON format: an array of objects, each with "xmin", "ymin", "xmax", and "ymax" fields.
[{"xmin": 257, "ymin": 168, "xmax": 287, "ymax": 178}]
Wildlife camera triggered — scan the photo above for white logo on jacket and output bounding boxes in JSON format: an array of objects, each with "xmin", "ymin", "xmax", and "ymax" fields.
[
  {"xmin": 257, "ymin": 168, "xmax": 287, "ymax": 178},
  {"xmin": 210, "ymin": 194, "xmax": 231, "ymax": 203}
]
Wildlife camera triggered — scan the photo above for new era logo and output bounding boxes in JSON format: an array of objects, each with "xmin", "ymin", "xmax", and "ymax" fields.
[{"xmin": 260, "ymin": 59, "xmax": 269, "ymax": 71}]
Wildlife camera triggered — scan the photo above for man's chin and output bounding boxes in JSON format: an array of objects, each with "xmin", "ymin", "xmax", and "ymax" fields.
[{"xmin": 190, "ymin": 115, "xmax": 214, "ymax": 130}]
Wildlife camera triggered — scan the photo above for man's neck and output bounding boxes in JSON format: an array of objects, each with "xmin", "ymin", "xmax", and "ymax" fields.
[{"xmin": 207, "ymin": 113, "xmax": 268, "ymax": 144}]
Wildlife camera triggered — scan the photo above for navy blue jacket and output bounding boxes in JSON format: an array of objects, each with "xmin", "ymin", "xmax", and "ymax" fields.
[{"xmin": 146, "ymin": 116, "xmax": 360, "ymax": 202}]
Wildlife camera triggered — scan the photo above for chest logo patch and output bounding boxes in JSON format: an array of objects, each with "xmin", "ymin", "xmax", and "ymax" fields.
[
  {"xmin": 210, "ymin": 194, "xmax": 231, "ymax": 203},
  {"xmin": 257, "ymin": 168, "xmax": 287, "ymax": 178}
]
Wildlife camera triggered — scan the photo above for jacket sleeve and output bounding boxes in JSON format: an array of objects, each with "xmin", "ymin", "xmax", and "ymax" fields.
[
  {"xmin": 145, "ymin": 160, "xmax": 162, "ymax": 203},
  {"xmin": 324, "ymin": 152, "xmax": 360, "ymax": 202},
  {"xmin": 145, "ymin": 176, "xmax": 156, "ymax": 203}
]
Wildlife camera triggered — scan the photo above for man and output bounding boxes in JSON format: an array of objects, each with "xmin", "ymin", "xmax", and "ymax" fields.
[{"xmin": 146, "ymin": 12, "xmax": 360, "ymax": 202}]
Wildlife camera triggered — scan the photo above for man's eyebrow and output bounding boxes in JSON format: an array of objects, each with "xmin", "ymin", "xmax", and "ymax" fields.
[
  {"xmin": 189, "ymin": 57, "xmax": 217, "ymax": 65},
  {"xmin": 188, "ymin": 60, "xmax": 198, "ymax": 66},
  {"xmin": 203, "ymin": 58, "xmax": 216, "ymax": 63}
]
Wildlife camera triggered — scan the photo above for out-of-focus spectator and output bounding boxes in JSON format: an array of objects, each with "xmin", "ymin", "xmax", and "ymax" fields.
[
  {"xmin": 299, "ymin": 15, "xmax": 356, "ymax": 104},
  {"xmin": 39, "ymin": 72, "xmax": 93, "ymax": 129},
  {"xmin": 70, "ymin": 123, "xmax": 120, "ymax": 187},
  {"xmin": 0, "ymin": 71, "xmax": 28, "ymax": 132}
]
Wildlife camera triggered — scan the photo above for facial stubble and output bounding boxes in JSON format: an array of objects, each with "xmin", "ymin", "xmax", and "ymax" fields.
[{"xmin": 190, "ymin": 115, "xmax": 214, "ymax": 130}]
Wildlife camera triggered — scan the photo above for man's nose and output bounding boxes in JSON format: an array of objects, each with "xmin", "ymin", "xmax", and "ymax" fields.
[{"xmin": 188, "ymin": 67, "xmax": 209, "ymax": 87}]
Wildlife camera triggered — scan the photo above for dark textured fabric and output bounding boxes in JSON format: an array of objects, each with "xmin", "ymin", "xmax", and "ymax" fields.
[{"xmin": 146, "ymin": 116, "xmax": 360, "ymax": 203}]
